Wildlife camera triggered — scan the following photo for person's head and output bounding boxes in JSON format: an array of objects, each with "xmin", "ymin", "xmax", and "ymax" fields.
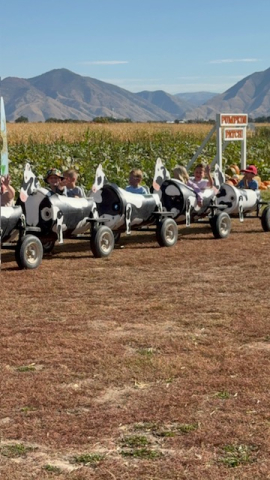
[
  {"xmin": 63, "ymin": 169, "xmax": 78, "ymax": 188},
  {"xmin": 129, "ymin": 168, "xmax": 143, "ymax": 187},
  {"xmin": 194, "ymin": 163, "xmax": 205, "ymax": 181},
  {"xmin": 240, "ymin": 164, "xmax": 257, "ymax": 180},
  {"xmin": 44, "ymin": 168, "xmax": 64, "ymax": 188},
  {"xmin": 173, "ymin": 165, "xmax": 189, "ymax": 183}
]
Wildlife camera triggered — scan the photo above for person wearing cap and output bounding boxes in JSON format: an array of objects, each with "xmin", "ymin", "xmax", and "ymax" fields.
[
  {"xmin": 237, "ymin": 165, "xmax": 259, "ymax": 190},
  {"xmin": 44, "ymin": 168, "xmax": 67, "ymax": 195}
]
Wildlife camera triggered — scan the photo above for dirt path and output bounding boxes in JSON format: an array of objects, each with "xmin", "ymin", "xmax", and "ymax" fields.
[{"xmin": 1, "ymin": 218, "xmax": 270, "ymax": 479}]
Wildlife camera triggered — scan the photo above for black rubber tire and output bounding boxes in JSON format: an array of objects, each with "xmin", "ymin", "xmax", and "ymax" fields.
[
  {"xmin": 15, "ymin": 235, "xmax": 43, "ymax": 269},
  {"xmin": 42, "ymin": 240, "xmax": 55, "ymax": 254},
  {"xmin": 210, "ymin": 212, "xmax": 231, "ymax": 239},
  {"xmin": 156, "ymin": 218, "xmax": 178, "ymax": 247},
  {"xmin": 261, "ymin": 206, "xmax": 270, "ymax": 231},
  {"xmin": 90, "ymin": 226, "xmax": 115, "ymax": 258}
]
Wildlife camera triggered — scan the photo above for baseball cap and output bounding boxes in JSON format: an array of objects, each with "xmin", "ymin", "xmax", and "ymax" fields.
[
  {"xmin": 44, "ymin": 168, "xmax": 64, "ymax": 183},
  {"xmin": 240, "ymin": 165, "xmax": 257, "ymax": 175}
]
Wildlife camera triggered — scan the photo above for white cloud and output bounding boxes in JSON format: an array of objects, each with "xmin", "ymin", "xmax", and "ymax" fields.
[
  {"xmin": 80, "ymin": 61, "xmax": 129, "ymax": 65},
  {"xmin": 209, "ymin": 58, "xmax": 260, "ymax": 64}
]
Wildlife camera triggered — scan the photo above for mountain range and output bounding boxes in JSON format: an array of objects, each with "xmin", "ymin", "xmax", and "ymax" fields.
[{"xmin": 1, "ymin": 67, "xmax": 270, "ymax": 122}]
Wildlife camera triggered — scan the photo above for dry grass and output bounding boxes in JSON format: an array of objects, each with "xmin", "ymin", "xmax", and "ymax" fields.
[
  {"xmin": 1, "ymin": 218, "xmax": 270, "ymax": 479},
  {"xmin": 6, "ymin": 122, "xmax": 214, "ymax": 144}
]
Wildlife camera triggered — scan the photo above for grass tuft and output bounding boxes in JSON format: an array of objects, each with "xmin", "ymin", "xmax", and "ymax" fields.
[
  {"xmin": 120, "ymin": 435, "xmax": 150, "ymax": 448},
  {"xmin": 214, "ymin": 390, "xmax": 231, "ymax": 399},
  {"xmin": 16, "ymin": 364, "xmax": 36, "ymax": 372},
  {"xmin": 120, "ymin": 448, "xmax": 161, "ymax": 459},
  {"xmin": 43, "ymin": 464, "xmax": 62, "ymax": 474},
  {"xmin": 218, "ymin": 443, "xmax": 259, "ymax": 468},
  {"xmin": 72, "ymin": 453, "xmax": 105, "ymax": 465},
  {"xmin": 0, "ymin": 443, "xmax": 36, "ymax": 458}
]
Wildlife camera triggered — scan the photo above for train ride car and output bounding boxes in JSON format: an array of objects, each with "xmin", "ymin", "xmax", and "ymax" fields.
[{"xmin": 91, "ymin": 159, "xmax": 179, "ymax": 248}]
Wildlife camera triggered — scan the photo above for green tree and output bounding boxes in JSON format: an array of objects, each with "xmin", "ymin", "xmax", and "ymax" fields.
[{"xmin": 15, "ymin": 116, "xmax": 29, "ymax": 123}]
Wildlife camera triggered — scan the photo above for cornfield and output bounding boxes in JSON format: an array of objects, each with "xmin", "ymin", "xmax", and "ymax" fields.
[{"xmin": 3, "ymin": 122, "xmax": 270, "ymax": 193}]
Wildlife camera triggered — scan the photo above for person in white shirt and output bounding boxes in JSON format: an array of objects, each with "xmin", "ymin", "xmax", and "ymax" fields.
[{"xmin": 190, "ymin": 163, "xmax": 213, "ymax": 191}]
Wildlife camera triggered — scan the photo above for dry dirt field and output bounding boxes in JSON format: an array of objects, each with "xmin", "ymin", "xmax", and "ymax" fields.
[{"xmin": 1, "ymin": 218, "xmax": 270, "ymax": 480}]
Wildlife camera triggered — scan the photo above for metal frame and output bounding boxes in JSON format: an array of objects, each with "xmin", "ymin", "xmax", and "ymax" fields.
[{"xmin": 186, "ymin": 113, "xmax": 248, "ymax": 173}]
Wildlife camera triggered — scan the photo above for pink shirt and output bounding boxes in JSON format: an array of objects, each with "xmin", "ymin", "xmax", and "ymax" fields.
[
  {"xmin": 187, "ymin": 179, "xmax": 207, "ymax": 202},
  {"xmin": 189, "ymin": 178, "xmax": 210, "ymax": 190}
]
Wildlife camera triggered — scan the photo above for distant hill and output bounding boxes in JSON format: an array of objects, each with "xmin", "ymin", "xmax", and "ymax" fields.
[
  {"xmin": 174, "ymin": 91, "xmax": 218, "ymax": 107},
  {"xmin": 2, "ymin": 66, "xmax": 270, "ymax": 122},
  {"xmin": 1, "ymin": 69, "xmax": 177, "ymax": 122},
  {"xmin": 135, "ymin": 90, "xmax": 194, "ymax": 117},
  {"xmin": 184, "ymin": 67, "xmax": 270, "ymax": 120}
]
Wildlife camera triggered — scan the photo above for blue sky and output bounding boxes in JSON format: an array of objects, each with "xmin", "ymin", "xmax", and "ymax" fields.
[{"xmin": 1, "ymin": 0, "xmax": 270, "ymax": 94}]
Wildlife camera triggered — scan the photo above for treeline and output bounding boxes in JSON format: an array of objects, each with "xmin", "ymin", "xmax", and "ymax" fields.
[
  {"xmin": 13, "ymin": 115, "xmax": 270, "ymax": 124},
  {"xmin": 14, "ymin": 116, "xmax": 132, "ymax": 124}
]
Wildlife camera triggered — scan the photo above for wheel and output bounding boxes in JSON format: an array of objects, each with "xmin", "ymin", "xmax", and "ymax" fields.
[
  {"xmin": 156, "ymin": 218, "xmax": 178, "ymax": 247},
  {"xmin": 15, "ymin": 235, "xmax": 43, "ymax": 269},
  {"xmin": 90, "ymin": 226, "xmax": 115, "ymax": 258},
  {"xmin": 210, "ymin": 212, "xmax": 231, "ymax": 239},
  {"xmin": 42, "ymin": 240, "xmax": 55, "ymax": 254},
  {"xmin": 261, "ymin": 206, "xmax": 270, "ymax": 231},
  {"xmin": 113, "ymin": 231, "xmax": 121, "ymax": 244}
]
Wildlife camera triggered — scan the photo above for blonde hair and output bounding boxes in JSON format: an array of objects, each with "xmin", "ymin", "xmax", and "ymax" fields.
[
  {"xmin": 64, "ymin": 169, "xmax": 78, "ymax": 180},
  {"xmin": 173, "ymin": 165, "xmax": 189, "ymax": 183}
]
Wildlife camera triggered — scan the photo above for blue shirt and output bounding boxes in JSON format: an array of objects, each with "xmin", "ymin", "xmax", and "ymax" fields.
[
  {"xmin": 66, "ymin": 186, "xmax": 85, "ymax": 198},
  {"xmin": 125, "ymin": 185, "xmax": 147, "ymax": 194},
  {"xmin": 238, "ymin": 178, "xmax": 258, "ymax": 190}
]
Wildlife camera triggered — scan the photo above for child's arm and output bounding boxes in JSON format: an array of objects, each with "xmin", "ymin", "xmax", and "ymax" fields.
[
  {"xmin": 205, "ymin": 165, "xmax": 213, "ymax": 188},
  {"xmin": 3, "ymin": 175, "xmax": 15, "ymax": 201}
]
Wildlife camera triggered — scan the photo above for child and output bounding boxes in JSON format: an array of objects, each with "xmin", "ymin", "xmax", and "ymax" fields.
[
  {"xmin": 191, "ymin": 163, "xmax": 214, "ymax": 190},
  {"xmin": 237, "ymin": 165, "xmax": 259, "ymax": 190},
  {"xmin": 125, "ymin": 168, "xmax": 148, "ymax": 194},
  {"xmin": 63, "ymin": 169, "xmax": 85, "ymax": 198},
  {"xmin": 44, "ymin": 168, "xmax": 67, "ymax": 195},
  {"xmin": 173, "ymin": 165, "xmax": 204, "ymax": 206},
  {"xmin": 1, "ymin": 174, "xmax": 15, "ymax": 206},
  {"xmin": 173, "ymin": 165, "xmax": 189, "ymax": 184}
]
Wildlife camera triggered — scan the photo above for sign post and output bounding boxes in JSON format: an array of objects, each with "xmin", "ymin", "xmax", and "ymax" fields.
[
  {"xmin": 187, "ymin": 113, "xmax": 248, "ymax": 173},
  {"xmin": 217, "ymin": 113, "xmax": 248, "ymax": 170}
]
